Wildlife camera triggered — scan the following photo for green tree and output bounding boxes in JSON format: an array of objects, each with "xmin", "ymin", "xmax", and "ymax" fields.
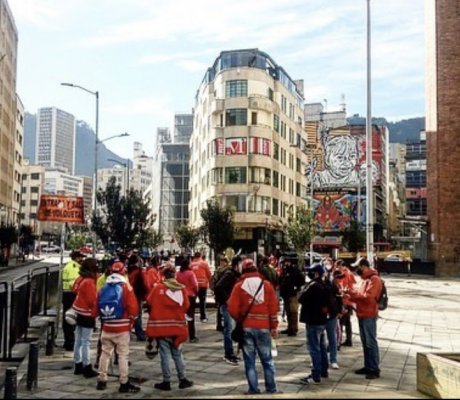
[
  {"xmin": 284, "ymin": 204, "xmax": 316, "ymax": 260},
  {"xmin": 342, "ymin": 220, "xmax": 366, "ymax": 253},
  {"xmin": 200, "ymin": 199, "xmax": 236, "ymax": 264},
  {"xmin": 175, "ymin": 223, "xmax": 201, "ymax": 252},
  {"xmin": 91, "ymin": 177, "xmax": 155, "ymax": 250}
]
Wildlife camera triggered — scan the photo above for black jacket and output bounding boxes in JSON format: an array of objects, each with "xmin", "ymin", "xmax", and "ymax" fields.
[
  {"xmin": 214, "ymin": 268, "xmax": 241, "ymax": 305},
  {"xmin": 298, "ymin": 279, "xmax": 329, "ymax": 325},
  {"xmin": 279, "ymin": 265, "xmax": 305, "ymax": 299},
  {"xmin": 324, "ymin": 274, "xmax": 343, "ymax": 319}
]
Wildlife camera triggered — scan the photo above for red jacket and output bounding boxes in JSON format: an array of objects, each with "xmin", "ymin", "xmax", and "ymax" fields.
[
  {"xmin": 72, "ymin": 275, "xmax": 97, "ymax": 318},
  {"xmin": 227, "ymin": 272, "xmax": 279, "ymax": 331},
  {"xmin": 93, "ymin": 273, "xmax": 139, "ymax": 333},
  {"xmin": 146, "ymin": 282, "xmax": 190, "ymax": 348},
  {"xmin": 347, "ymin": 269, "xmax": 382, "ymax": 319},
  {"xmin": 176, "ymin": 270, "xmax": 199, "ymax": 297},
  {"xmin": 334, "ymin": 267, "xmax": 357, "ymax": 307},
  {"xmin": 191, "ymin": 258, "xmax": 212, "ymax": 288},
  {"xmin": 145, "ymin": 267, "xmax": 162, "ymax": 294}
]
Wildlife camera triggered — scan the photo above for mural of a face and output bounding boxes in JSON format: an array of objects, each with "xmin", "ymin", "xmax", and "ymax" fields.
[{"xmin": 325, "ymin": 136, "xmax": 359, "ymax": 180}]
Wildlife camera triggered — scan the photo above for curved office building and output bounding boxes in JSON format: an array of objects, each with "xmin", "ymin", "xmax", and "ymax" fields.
[{"xmin": 189, "ymin": 49, "xmax": 310, "ymax": 254}]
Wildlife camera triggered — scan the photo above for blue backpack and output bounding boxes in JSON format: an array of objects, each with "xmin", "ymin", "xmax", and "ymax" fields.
[{"xmin": 98, "ymin": 282, "xmax": 125, "ymax": 321}]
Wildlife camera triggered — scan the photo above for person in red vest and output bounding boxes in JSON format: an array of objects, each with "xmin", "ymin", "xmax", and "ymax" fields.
[
  {"xmin": 146, "ymin": 264, "xmax": 194, "ymax": 391},
  {"xmin": 190, "ymin": 252, "xmax": 211, "ymax": 322},
  {"xmin": 72, "ymin": 258, "xmax": 99, "ymax": 378},
  {"xmin": 94, "ymin": 261, "xmax": 140, "ymax": 393},
  {"xmin": 227, "ymin": 258, "xmax": 280, "ymax": 395}
]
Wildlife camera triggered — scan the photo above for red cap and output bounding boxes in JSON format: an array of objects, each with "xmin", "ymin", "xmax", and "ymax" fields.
[
  {"xmin": 111, "ymin": 261, "xmax": 126, "ymax": 274},
  {"xmin": 241, "ymin": 258, "xmax": 255, "ymax": 271}
]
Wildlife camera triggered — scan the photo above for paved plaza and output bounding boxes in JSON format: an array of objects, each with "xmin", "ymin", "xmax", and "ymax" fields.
[{"xmin": 9, "ymin": 273, "xmax": 460, "ymax": 399}]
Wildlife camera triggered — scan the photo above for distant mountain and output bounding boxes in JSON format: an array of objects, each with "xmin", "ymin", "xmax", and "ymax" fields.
[
  {"xmin": 23, "ymin": 112, "xmax": 130, "ymax": 176},
  {"xmin": 387, "ymin": 117, "xmax": 425, "ymax": 143},
  {"xmin": 346, "ymin": 115, "xmax": 425, "ymax": 143}
]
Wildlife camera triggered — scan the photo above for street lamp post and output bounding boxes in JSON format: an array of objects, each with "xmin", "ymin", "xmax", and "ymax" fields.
[
  {"xmin": 61, "ymin": 82, "xmax": 99, "ymax": 257},
  {"xmin": 365, "ymin": 0, "xmax": 374, "ymax": 265}
]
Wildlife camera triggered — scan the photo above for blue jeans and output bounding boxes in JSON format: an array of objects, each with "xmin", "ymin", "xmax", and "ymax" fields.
[
  {"xmin": 158, "ymin": 338, "xmax": 186, "ymax": 382},
  {"xmin": 73, "ymin": 326, "xmax": 93, "ymax": 366},
  {"xmin": 220, "ymin": 304, "xmax": 236, "ymax": 357},
  {"xmin": 326, "ymin": 317, "xmax": 338, "ymax": 364},
  {"xmin": 242, "ymin": 328, "xmax": 277, "ymax": 394},
  {"xmin": 358, "ymin": 317, "xmax": 380, "ymax": 372},
  {"xmin": 133, "ymin": 301, "xmax": 145, "ymax": 340},
  {"xmin": 306, "ymin": 324, "xmax": 328, "ymax": 381}
]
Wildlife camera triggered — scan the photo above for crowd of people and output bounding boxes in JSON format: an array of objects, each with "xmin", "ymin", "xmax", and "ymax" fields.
[{"xmin": 61, "ymin": 247, "xmax": 384, "ymax": 394}]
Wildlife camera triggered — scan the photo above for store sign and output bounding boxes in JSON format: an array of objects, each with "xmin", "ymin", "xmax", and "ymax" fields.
[{"xmin": 37, "ymin": 195, "xmax": 85, "ymax": 224}]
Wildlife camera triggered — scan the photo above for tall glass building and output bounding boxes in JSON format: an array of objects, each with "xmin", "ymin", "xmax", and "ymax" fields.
[{"xmin": 35, "ymin": 107, "xmax": 76, "ymax": 175}]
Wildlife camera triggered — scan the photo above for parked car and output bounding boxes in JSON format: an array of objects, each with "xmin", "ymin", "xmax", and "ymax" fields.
[
  {"xmin": 79, "ymin": 246, "xmax": 93, "ymax": 255},
  {"xmin": 40, "ymin": 244, "xmax": 62, "ymax": 253},
  {"xmin": 384, "ymin": 254, "xmax": 403, "ymax": 262}
]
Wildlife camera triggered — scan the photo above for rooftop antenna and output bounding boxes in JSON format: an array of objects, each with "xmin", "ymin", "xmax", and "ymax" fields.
[{"xmin": 340, "ymin": 93, "xmax": 347, "ymax": 113}]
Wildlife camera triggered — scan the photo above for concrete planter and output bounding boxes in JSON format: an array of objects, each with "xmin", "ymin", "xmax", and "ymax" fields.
[{"xmin": 417, "ymin": 353, "xmax": 460, "ymax": 398}]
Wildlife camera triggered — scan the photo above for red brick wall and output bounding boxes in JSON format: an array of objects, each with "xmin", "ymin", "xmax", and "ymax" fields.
[{"xmin": 427, "ymin": 0, "xmax": 460, "ymax": 275}]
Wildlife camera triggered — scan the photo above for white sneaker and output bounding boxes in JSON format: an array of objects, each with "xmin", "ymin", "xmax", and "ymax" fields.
[{"xmin": 331, "ymin": 363, "xmax": 340, "ymax": 369}]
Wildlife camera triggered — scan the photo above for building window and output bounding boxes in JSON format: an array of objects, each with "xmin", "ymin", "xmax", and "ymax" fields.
[
  {"xmin": 274, "ymin": 143, "xmax": 279, "ymax": 161},
  {"xmin": 249, "ymin": 196, "xmax": 271, "ymax": 213},
  {"xmin": 268, "ymin": 88, "xmax": 274, "ymax": 101},
  {"xmin": 250, "ymin": 167, "xmax": 271, "ymax": 185},
  {"xmin": 225, "ymin": 138, "xmax": 247, "ymax": 155},
  {"xmin": 211, "ymin": 138, "xmax": 224, "ymax": 155},
  {"xmin": 272, "ymin": 199, "xmax": 279, "ymax": 216},
  {"xmin": 226, "ymin": 195, "xmax": 247, "ymax": 212},
  {"xmin": 274, "ymin": 114, "xmax": 280, "ymax": 133},
  {"xmin": 225, "ymin": 167, "xmax": 247, "ymax": 184},
  {"xmin": 31, "ymin": 187, "xmax": 39, "ymax": 193},
  {"xmin": 251, "ymin": 112, "xmax": 257, "ymax": 125},
  {"xmin": 211, "ymin": 168, "xmax": 223, "ymax": 184},
  {"xmin": 273, "ymin": 171, "xmax": 279, "ymax": 188},
  {"xmin": 226, "ymin": 80, "xmax": 248, "ymax": 97},
  {"xmin": 226, "ymin": 109, "xmax": 247, "ymax": 126},
  {"xmin": 249, "ymin": 137, "xmax": 270, "ymax": 156},
  {"xmin": 30, "ymin": 200, "xmax": 38, "ymax": 206},
  {"xmin": 31, "ymin": 173, "xmax": 40, "ymax": 180},
  {"xmin": 22, "ymin": 187, "xmax": 27, "ymax": 193},
  {"xmin": 296, "ymin": 158, "xmax": 301, "ymax": 173}
]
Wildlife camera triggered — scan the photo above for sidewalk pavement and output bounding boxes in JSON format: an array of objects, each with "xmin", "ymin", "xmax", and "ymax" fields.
[{"xmin": 13, "ymin": 274, "xmax": 460, "ymax": 399}]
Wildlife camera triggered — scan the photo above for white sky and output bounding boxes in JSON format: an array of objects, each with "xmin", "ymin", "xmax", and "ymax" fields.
[{"xmin": 9, "ymin": 0, "xmax": 425, "ymax": 159}]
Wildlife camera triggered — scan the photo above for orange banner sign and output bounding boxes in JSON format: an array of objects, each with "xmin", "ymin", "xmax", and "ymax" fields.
[{"xmin": 37, "ymin": 195, "xmax": 85, "ymax": 224}]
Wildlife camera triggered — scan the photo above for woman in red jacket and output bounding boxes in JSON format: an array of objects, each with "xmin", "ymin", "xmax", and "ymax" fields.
[
  {"xmin": 176, "ymin": 257, "xmax": 199, "ymax": 343},
  {"xmin": 72, "ymin": 258, "xmax": 99, "ymax": 378},
  {"xmin": 146, "ymin": 264, "xmax": 194, "ymax": 391}
]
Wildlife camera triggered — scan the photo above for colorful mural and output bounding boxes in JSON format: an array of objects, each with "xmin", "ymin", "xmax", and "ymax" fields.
[{"xmin": 309, "ymin": 190, "xmax": 366, "ymax": 232}]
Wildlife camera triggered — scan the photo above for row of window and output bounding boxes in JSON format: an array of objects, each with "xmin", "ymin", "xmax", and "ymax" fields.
[
  {"xmin": 200, "ymin": 167, "xmax": 307, "ymax": 196},
  {"xmin": 210, "ymin": 137, "xmax": 271, "ymax": 156},
  {"xmin": 221, "ymin": 195, "xmax": 292, "ymax": 218}
]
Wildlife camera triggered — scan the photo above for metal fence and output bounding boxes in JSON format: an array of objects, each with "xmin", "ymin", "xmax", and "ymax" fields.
[{"xmin": 0, "ymin": 265, "xmax": 61, "ymax": 360}]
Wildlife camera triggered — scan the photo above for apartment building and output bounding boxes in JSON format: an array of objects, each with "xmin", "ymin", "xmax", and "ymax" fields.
[
  {"xmin": 0, "ymin": 0, "xmax": 18, "ymax": 225},
  {"xmin": 189, "ymin": 49, "xmax": 308, "ymax": 254}
]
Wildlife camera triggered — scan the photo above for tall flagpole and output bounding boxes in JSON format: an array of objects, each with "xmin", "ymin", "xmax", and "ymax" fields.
[{"xmin": 366, "ymin": 0, "xmax": 374, "ymax": 265}]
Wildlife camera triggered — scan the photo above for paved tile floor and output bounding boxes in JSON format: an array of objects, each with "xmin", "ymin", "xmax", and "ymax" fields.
[{"xmin": 13, "ymin": 274, "xmax": 460, "ymax": 398}]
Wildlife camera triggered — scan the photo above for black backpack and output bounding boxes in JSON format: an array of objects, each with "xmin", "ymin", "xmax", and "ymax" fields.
[{"xmin": 377, "ymin": 280, "xmax": 388, "ymax": 311}]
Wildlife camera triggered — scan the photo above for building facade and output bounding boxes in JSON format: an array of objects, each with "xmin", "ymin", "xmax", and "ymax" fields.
[
  {"xmin": 44, "ymin": 168, "xmax": 83, "ymax": 197},
  {"xmin": 148, "ymin": 115, "xmax": 193, "ymax": 249},
  {"xmin": 189, "ymin": 49, "xmax": 308, "ymax": 254},
  {"xmin": 425, "ymin": 0, "xmax": 460, "ymax": 275},
  {"xmin": 0, "ymin": 0, "xmax": 18, "ymax": 225},
  {"xmin": 12, "ymin": 95, "xmax": 24, "ymax": 225},
  {"xmin": 20, "ymin": 160, "xmax": 45, "ymax": 235},
  {"xmin": 131, "ymin": 142, "xmax": 153, "ymax": 194},
  {"xmin": 35, "ymin": 107, "xmax": 76, "ymax": 175},
  {"xmin": 405, "ymin": 131, "xmax": 427, "ymax": 217},
  {"xmin": 78, "ymin": 176, "xmax": 93, "ymax": 222}
]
